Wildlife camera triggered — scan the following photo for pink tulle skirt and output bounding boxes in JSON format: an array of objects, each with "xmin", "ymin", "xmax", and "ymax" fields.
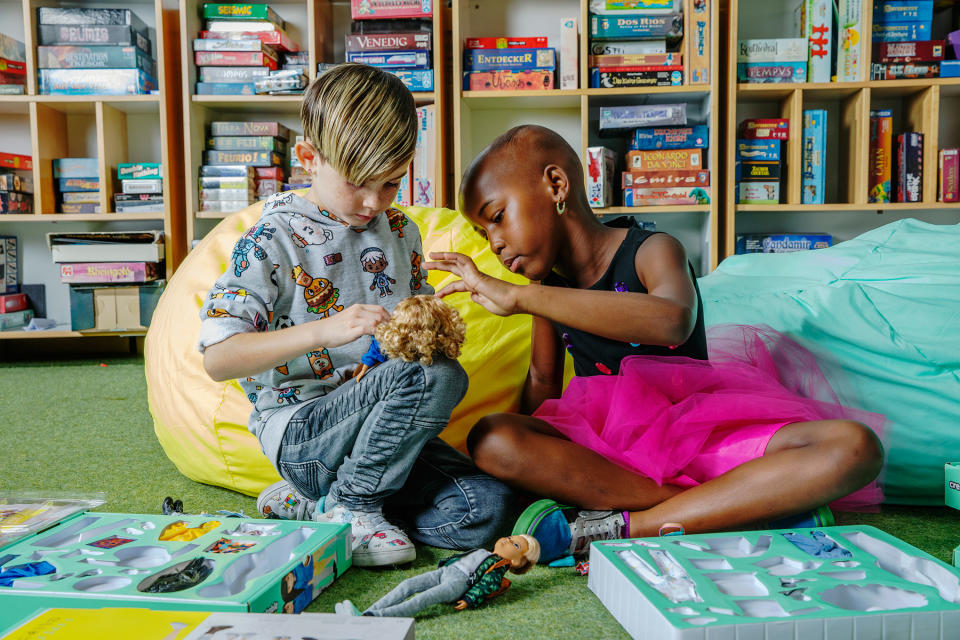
[{"xmin": 533, "ymin": 325, "xmax": 886, "ymax": 511}]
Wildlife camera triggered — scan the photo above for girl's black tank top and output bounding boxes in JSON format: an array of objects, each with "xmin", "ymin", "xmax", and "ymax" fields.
[{"xmin": 541, "ymin": 217, "xmax": 708, "ymax": 377}]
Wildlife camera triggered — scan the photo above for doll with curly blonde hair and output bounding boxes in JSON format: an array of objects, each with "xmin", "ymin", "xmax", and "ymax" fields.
[{"xmin": 354, "ymin": 295, "xmax": 466, "ymax": 381}]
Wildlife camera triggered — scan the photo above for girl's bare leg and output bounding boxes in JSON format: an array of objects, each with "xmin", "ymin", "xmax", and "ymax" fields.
[{"xmin": 467, "ymin": 413, "xmax": 685, "ymax": 509}]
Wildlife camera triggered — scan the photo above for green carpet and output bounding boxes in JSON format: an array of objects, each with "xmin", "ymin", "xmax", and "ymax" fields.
[{"xmin": 2, "ymin": 355, "xmax": 958, "ymax": 639}]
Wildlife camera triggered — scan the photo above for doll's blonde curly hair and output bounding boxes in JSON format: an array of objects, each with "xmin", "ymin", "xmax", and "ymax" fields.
[{"xmin": 375, "ymin": 295, "xmax": 466, "ymax": 366}]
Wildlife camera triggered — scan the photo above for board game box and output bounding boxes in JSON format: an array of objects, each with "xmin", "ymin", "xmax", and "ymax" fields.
[
  {"xmin": 0, "ymin": 509, "xmax": 350, "ymax": 629},
  {"xmin": 39, "ymin": 68, "xmax": 156, "ymax": 95},
  {"xmin": 350, "ymin": 0, "xmax": 432, "ymax": 20},
  {"xmin": 464, "ymin": 69, "xmax": 553, "ymax": 91},
  {"xmin": 589, "ymin": 525, "xmax": 960, "ymax": 639},
  {"xmin": 1, "ymin": 608, "xmax": 415, "ymax": 639},
  {"xmin": 209, "ymin": 121, "xmax": 288, "ymax": 139},
  {"xmin": 37, "ymin": 46, "xmax": 155, "ymax": 75},
  {"xmin": 36, "ymin": 25, "xmax": 151, "ymax": 54}
]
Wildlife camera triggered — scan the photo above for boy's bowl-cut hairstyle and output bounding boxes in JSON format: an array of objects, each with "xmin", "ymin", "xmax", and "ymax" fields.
[{"xmin": 301, "ymin": 63, "xmax": 417, "ymax": 186}]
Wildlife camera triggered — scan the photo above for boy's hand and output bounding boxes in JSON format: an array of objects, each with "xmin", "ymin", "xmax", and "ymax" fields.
[
  {"xmin": 425, "ymin": 252, "xmax": 519, "ymax": 317},
  {"xmin": 316, "ymin": 304, "xmax": 390, "ymax": 348}
]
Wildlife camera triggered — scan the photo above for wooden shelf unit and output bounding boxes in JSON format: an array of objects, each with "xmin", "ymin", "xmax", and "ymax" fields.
[
  {"xmin": 181, "ymin": 0, "xmax": 450, "ymax": 245},
  {"xmin": 0, "ymin": 0, "xmax": 185, "ymax": 340},
  {"xmin": 724, "ymin": 0, "xmax": 960, "ymax": 259},
  {"xmin": 451, "ymin": 0, "xmax": 722, "ymax": 273},
  {"xmin": 0, "ymin": 0, "xmax": 185, "ymax": 271}
]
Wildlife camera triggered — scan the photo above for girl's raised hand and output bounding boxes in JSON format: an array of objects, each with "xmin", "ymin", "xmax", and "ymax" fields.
[{"xmin": 425, "ymin": 252, "xmax": 519, "ymax": 317}]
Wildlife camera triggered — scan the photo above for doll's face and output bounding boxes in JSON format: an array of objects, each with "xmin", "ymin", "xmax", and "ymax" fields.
[{"xmin": 494, "ymin": 535, "xmax": 532, "ymax": 566}]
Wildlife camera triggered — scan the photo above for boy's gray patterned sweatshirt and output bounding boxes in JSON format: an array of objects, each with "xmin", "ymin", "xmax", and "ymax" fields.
[{"xmin": 197, "ymin": 191, "xmax": 432, "ymax": 469}]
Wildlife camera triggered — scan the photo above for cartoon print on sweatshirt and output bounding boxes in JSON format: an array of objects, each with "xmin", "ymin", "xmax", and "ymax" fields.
[
  {"xmin": 275, "ymin": 364, "xmax": 289, "ymax": 375},
  {"xmin": 245, "ymin": 377, "xmax": 263, "ymax": 404},
  {"xmin": 291, "ymin": 265, "xmax": 344, "ymax": 318},
  {"xmin": 289, "ymin": 212, "xmax": 335, "ymax": 248},
  {"xmin": 207, "ymin": 308, "xmax": 240, "ymax": 319},
  {"xmin": 210, "ymin": 287, "xmax": 249, "ymax": 302},
  {"xmin": 307, "ymin": 348, "xmax": 334, "ymax": 380},
  {"xmin": 275, "ymin": 386, "xmax": 303, "ymax": 405},
  {"xmin": 232, "ymin": 223, "xmax": 276, "ymax": 277},
  {"xmin": 264, "ymin": 191, "xmax": 295, "ymax": 212},
  {"xmin": 410, "ymin": 250, "xmax": 424, "ymax": 291},
  {"xmin": 386, "ymin": 207, "xmax": 408, "ymax": 237},
  {"xmin": 360, "ymin": 247, "xmax": 396, "ymax": 297}
]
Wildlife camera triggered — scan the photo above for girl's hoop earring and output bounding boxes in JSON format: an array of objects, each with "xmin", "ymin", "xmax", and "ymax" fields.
[{"xmin": 556, "ymin": 199, "xmax": 566, "ymax": 215}]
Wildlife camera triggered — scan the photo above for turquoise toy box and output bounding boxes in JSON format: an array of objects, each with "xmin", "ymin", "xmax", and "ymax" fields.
[
  {"xmin": 0, "ymin": 504, "xmax": 351, "ymax": 630},
  {"xmin": 588, "ymin": 525, "xmax": 960, "ymax": 639},
  {"xmin": 946, "ymin": 462, "xmax": 960, "ymax": 511}
]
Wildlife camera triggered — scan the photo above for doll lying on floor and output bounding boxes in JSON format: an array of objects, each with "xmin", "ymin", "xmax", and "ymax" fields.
[
  {"xmin": 353, "ymin": 294, "xmax": 467, "ymax": 381},
  {"xmin": 336, "ymin": 535, "xmax": 540, "ymax": 617}
]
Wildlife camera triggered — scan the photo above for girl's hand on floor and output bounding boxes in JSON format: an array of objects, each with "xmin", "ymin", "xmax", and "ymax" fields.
[{"xmin": 425, "ymin": 252, "xmax": 519, "ymax": 317}]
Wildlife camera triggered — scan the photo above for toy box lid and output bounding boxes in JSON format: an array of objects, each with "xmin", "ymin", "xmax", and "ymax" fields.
[
  {"xmin": 588, "ymin": 524, "xmax": 960, "ymax": 639},
  {"xmin": 1, "ymin": 608, "xmax": 415, "ymax": 639},
  {"xmin": 0, "ymin": 492, "xmax": 105, "ymax": 550}
]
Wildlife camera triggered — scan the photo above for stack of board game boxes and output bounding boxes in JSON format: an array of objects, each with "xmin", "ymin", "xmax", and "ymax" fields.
[
  {"xmin": 0, "ymin": 235, "xmax": 31, "ymax": 331},
  {"xmin": 0, "ymin": 33, "xmax": 26, "ymax": 94},
  {"xmin": 54, "ymin": 158, "xmax": 100, "ymax": 214},
  {"xmin": 735, "ymin": 119, "xmax": 788, "ymax": 205},
  {"xmin": 588, "ymin": 103, "xmax": 709, "ymax": 208},
  {"xmin": 462, "ymin": 36, "xmax": 556, "ymax": 91},
  {"xmin": 347, "ymin": 0, "xmax": 434, "ymax": 93},
  {"xmin": 114, "ymin": 163, "xmax": 164, "ymax": 213},
  {"xmin": 200, "ymin": 121, "xmax": 289, "ymax": 213},
  {"xmin": 36, "ymin": 7, "xmax": 157, "ymax": 95},
  {"xmin": 0, "ymin": 152, "xmax": 32, "ymax": 214},
  {"xmin": 194, "ymin": 3, "xmax": 307, "ymax": 96},
  {"xmin": 285, "ymin": 135, "xmax": 310, "ymax": 193},
  {"xmin": 588, "ymin": 0, "xmax": 691, "ymax": 88},
  {"xmin": 868, "ymin": 109, "xmax": 925, "ymax": 204},
  {"xmin": 48, "ymin": 231, "xmax": 165, "ymax": 331},
  {"xmin": 871, "ymin": 0, "xmax": 945, "ymax": 79}
]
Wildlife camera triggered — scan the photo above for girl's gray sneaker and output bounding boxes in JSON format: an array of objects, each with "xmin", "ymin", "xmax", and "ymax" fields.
[{"xmin": 256, "ymin": 480, "xmax": 317, "ymax": 520}]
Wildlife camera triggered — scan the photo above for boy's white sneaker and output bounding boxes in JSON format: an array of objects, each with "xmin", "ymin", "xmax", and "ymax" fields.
[
  {"xmin": 315, "ymin": 500, "xmax": 416, "ymax": 567},
  {"xmin": 256, "ymin": 480, "xmax": 316, "ymax": 520}
]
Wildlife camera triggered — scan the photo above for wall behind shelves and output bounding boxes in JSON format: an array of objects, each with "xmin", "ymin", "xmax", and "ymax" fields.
[
  {"xmin": 735, "ymin": 210, "xmax": 960, "ymax": 244},
  {"xmin": 461, "ymin": 0, "xmax": 581, "ymax": 47}
]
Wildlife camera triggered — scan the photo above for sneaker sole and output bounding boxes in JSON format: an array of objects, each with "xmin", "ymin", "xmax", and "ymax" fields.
[
  {"xmin": 352, "ymin": 546, "xmax": 416, "ymax": 567},
  {"xmin": 256, "ymin": 479, "xmax": 292, "ymax": 518}
]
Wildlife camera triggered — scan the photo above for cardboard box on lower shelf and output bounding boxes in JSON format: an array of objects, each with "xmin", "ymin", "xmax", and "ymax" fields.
[{"xmin": 68, "ymin": 280, "xmax": 164, "ymax": 332}]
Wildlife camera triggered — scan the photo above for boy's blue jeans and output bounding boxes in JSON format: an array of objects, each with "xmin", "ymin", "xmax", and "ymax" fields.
[{"xmin": 276, "ymin": 356, "xmax": 515, "ymax": 550}]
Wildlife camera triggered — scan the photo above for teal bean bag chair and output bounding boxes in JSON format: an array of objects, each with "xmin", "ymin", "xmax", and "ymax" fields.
[{"xmin": 699, "ymin": 218, "xmax": 960, "ymax": 505}]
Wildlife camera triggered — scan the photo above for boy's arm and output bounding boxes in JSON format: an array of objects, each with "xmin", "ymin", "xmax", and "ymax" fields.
[
  {"xmin": 203, "ymin": 305, "xmax": 389, "ymax": 382},
  {"xmin": 520, "ymin": 315, "xmax": 565, "ymax": 415},
  {"xmin": 428, "ymin": 234, "xmax": 697, "ymax": 347}
]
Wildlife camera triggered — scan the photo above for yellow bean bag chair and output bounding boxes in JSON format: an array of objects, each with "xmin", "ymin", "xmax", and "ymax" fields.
[{"xmin": 146, "ymin": 202, "xmax": 537, "ymax": 496}]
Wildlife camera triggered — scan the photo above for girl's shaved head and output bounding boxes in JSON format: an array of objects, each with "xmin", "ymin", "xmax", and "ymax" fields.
[{"xmin": 460, "ymin": 125, "xmax": 585, "ymax": 208}]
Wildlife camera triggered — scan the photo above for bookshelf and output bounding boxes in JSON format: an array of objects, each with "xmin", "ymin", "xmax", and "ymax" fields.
[
  {"xmin": 181, "ymin": 0, "xmax": 450, "ymax": 245},
  {"xmin": 0, "ymin": 0, "xmax": 185, "ymax": 339},
  {"xmin": 724, "ymin": 0, "xmax": 960, "ymax": 258},
  {"xmin": 451, "ymin": 0, "xmax": 722, "ymax": 274}
]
